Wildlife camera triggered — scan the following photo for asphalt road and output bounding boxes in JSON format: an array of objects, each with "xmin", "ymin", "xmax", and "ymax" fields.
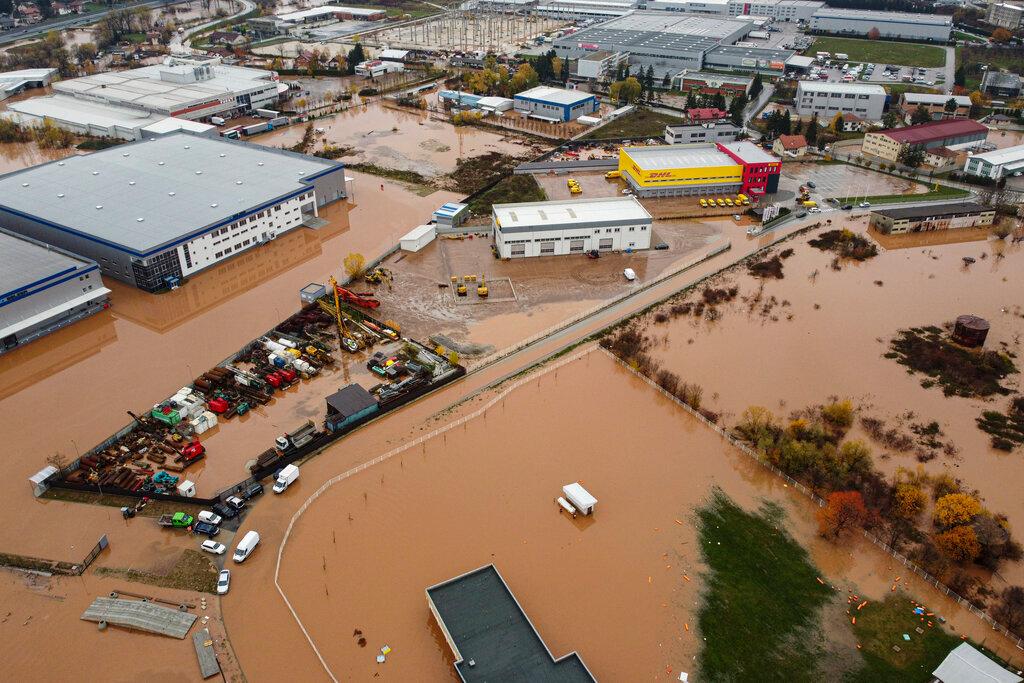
[
  {"xmin": 170, "ymin": 0, "xmax": 255, "ymax": 51},
  {"xmin": 0, "ymin": 0, "xmax": 193, "ymax": 46}
]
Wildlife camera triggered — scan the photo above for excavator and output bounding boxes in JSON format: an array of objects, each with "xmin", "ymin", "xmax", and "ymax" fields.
[{"xmin": 327, "ymin": 276, "xmax": 364, "ymax": 353}]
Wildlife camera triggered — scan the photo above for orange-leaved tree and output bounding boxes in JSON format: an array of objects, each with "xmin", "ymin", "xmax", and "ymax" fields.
[{"xmin": 818, "ymin": 491, "xmax": 868, "ymax": 539}]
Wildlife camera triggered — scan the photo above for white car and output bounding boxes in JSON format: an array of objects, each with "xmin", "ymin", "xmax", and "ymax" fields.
[
  {"xmin": 623, "ymin": 268, "xmax": 636, "ymax": 281},
  {"xmin": 217, "ymin": 569, "xmax": 231, "ymax": 595},
  {"xmin": 809, "ymin": 207, "xmax": 822, "ymax": 213},
  {"xmin": 858, "ymin": 201, "xmax": 871, "ymax": 208},
  {"xmin": 197, "ymin": 510, "xmax": 222, "ymax": 525},
  {"xmin": 201, "ymin": 540, "xmax": 227, "ymax": 555}
]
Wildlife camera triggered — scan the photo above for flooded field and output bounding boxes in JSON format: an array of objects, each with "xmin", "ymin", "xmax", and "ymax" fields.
[
  {"xmin": 0, "ymin": 140, "xmax": 77, "ymax": 175},
  {"xmin": 252, "ymin": 101, "xmax": 541, "ymax": 177},
  {"xmin": 639, "ymin": 217, "xmax": 1024, "ymax": 582},
  {"xmin": 261, "ymin": 350, "xmax": 1024, "ymax": 681}
]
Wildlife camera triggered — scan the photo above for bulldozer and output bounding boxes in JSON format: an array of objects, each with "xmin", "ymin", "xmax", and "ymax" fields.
[{"xmin": 364, "ymin": 267, "xmax": 393, "ymax": 287}]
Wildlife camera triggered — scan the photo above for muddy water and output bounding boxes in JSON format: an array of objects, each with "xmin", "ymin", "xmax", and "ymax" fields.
[
  {"xmin": 0, "ymin": 172, "xmax": 459, "ymax": 558},
  {"xmin": 0, "ymin": 141, "xmax": 77, "ymax": 175},
  {"xmin": 270, "ymin": 350, "xmax": 1024, "ymax": 681},
  {"xmin": 251, "ymin": 101, "xmax": 537, "ymax": 177},
  {"xmin": 987, "ymin": 127, "xmax": 1024, "ymax": 150},
  {"xmin": 644, "ymin": 218, "xmax": 1024, "ymax": 583}
]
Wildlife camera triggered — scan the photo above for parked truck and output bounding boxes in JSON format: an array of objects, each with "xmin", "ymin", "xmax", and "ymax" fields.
[
  {"xmin": 273, "ymin": 464, "xmax": 300, "ymax": 493},
  {"xmin": 275, "ymin": 420, "xmax": 318, "ymax": 452},
  {"xmin": 157, "ymin": 512, "xmax": 194, "ymax": 528}
]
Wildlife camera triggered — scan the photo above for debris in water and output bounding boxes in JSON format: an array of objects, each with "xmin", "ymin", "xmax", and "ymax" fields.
[{"xmin": 358, "ymin": 638, "xmax": 367, "ymax": 648}]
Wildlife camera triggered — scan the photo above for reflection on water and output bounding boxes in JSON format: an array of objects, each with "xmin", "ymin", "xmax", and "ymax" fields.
[{"xmin": 869, "ymin": 226, "xmax": 992, "ymax": 250}]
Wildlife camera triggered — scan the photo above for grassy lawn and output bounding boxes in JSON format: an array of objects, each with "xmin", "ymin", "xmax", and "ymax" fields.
[
  {"xmin": 95, "ymin": 549, "xmax": 219, "ymax": 593},
  {"xmin": 808, "ymin": 37, "xmax": 947, "ymax": 68},
  {"xmin": 696, "ymin": 490, "xmax": 833, "ymax": 681},
  {"xmin": 848, "ymin": 596, "xmax": 962, "ymax": 682},
  {"xmin": 582, "ymin": 108, "xmax": 684, "ymax": 140},
  {"xmin": 466, "ymin": 174, "xmax": 546, "ymax": 215},
  {"xmin": 884, "ymin": 83, "xmax": 943, "ymax": 97},
  {"xmin": 854, "ymin": 184, "xmax": 970, "ymax": 205}
]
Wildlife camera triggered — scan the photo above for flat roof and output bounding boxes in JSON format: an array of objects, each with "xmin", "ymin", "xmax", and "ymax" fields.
[
  {"xmin": 665, "ymin": 121, "xmax": 741, "ymax": 132},
  {"xmin": 812, "ymin": 7, "xmax": 952, "ymax": 24},
  {"xmin": 427, "ymin": 565, "xmax": 595, "ymax": 682},
  {"xmin": 625, "ymin": 143, "xmax": 736, "ymax": 169},
  {"xmin": 5, "ymin": 94, "xmax": 168, "ymax": 130},
  {"xmin": 675, "ymin": 70, "xmax": 752, "ymax": 85},
  {"xmin": 901, "ymin": 92, "xmax": 971, "ymax": 106},
  {"xmin": 723, "ymin": 139, "xmax": 778, "ymax": 164},
  {"xmin": 968, "ymin": 143, "xmax": 1024, "ymax": 166},
  {"xmin": 515, "ymin": 86, "xmax": 595, "ymax": 105},
  {"xmin": 0, "ymin": 228, "xmax": 94, "ymax": 301},
  {"xmin": 797, "ymin": 81, "xmax": 886, "ymax": 96},
  {"xmin": 0, "ymin": 132, "xmax": 341, "ymax": 256},
  {"xmin": 557, "ymin": 11, "xmax": 751, "ymax": 54},
  {"xmin": 493, "ymin": 196, "xmax": 651, "ymax": 230},
  {"xmin": 0, "ymin": 67, "xmax": 56, "ymax": 82},
  {"xmin": 81, "ymin": 597, "xmax": 197, "ymax": 639},
  {"xmin": 277, "ymin": 5, "xmax": 384, "ymax": 20},
  {"xmin": 706, "ymin": 45, "xmax": 795, "ymax": 60},
  {"xmin": 872, "ymin": 201, "xmax": 989, "ymax": 220},
  {"xmin": 879, "ymin": 119, "xmax": 988, "ymax": 144},
  {"xmin": 786, "ymin": 55, "xmax": 816, "ymax": 68},
  {"xmin": 932, "ymin": 643, "xmax": 1022, "ymax": 683}
]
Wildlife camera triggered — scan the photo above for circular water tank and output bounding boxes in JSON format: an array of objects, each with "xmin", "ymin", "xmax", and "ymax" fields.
[{"xmin": 953, "ymin": 314, "xmax": 989, "ymax": 348}]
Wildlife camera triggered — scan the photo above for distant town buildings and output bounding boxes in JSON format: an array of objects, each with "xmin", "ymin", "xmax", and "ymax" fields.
[
  {"xmin": 861, "ymin": 119, "xmax": 989, "ymax": 163},
  {"xmin": 795, "ymin": 82, "xmax": 887, "ymax": 122},
  {"xmin": 986, "ymin": 2, "xmax": 1024, "ymax": 30}
]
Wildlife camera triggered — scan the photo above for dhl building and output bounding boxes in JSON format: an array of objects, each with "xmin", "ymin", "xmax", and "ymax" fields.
[{"xmin": 618, "ymin": 141, "xmax": 781, "ymax": 198}]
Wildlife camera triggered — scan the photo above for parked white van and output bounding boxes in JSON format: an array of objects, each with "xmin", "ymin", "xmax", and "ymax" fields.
[
  {"xmin": 233, "ymin": 530, "xmax": 260, "ymax": 563},
  {"xmin": 273, "ymin": 464, "xmax": 300, "ymax": 494}
]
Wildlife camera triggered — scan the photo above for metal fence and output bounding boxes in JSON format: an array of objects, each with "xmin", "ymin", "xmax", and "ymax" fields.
[{"xmin": 605, "ymin": 349, "xmax": 1024, "ymax": 652}]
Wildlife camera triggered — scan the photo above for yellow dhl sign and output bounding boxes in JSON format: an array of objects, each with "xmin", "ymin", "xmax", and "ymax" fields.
[{"xmin": 619, "ymin": 150, "xmax": 742, "ymax": 188}]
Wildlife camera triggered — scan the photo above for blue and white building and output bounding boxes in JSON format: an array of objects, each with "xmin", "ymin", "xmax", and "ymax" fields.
[
  {"xmin": 513, "ymin": 86, "xmax": 599, "ymax": 122},
  {"xmin": 963, "ymin": 144, "xmax": 1024, "ymax": 180},
  {"xmin": 0, "ymin": 132, "xmax": 346, "ymax": 292},
  {"xmin": 0, "ymin": 229, "xmax": 110, "ymax": 355}
]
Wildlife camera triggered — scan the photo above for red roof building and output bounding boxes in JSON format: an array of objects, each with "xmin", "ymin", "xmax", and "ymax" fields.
[
  {"xmin": 686, "ymin": 107, "xmax": 728, "ymax": 123},
  {"xmin": 878, "ymin": 119, "xmax": 988, "ymax": 147}
]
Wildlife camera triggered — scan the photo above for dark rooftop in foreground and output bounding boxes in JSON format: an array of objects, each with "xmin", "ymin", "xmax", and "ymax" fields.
[
  {"xmin": 872, "ymin": 201, "xmax": 989, "ymax": 219},
  {"xmin": 427, "ymin": 565, "xmax": 595, "ymax": 682}
]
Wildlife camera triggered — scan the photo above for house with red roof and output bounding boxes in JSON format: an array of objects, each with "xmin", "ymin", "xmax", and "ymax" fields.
[
  {"xmin": 772, "ymin": 134, "xmax": 808, "ymax": 158},
  {"xmin": 686, "ymin": 107, "xmax": 728, "ymax": 124}
]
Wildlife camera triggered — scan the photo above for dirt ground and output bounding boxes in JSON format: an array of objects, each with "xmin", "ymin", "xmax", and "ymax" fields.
[{"xmin": 641, "ymin": 217, "xmax": 1024, "ymax": 587}]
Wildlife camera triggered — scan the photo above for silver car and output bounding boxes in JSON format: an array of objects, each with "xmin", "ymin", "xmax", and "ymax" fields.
[{"xmin": 217, "ymin": 569, "xmax": 231, "ymax": 595}]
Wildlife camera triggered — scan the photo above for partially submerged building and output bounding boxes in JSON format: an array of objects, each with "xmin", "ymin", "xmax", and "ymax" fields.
[
  {"xmin": 492, "ymin": 196, "xmax": 652, "ymax": 257},
  {"xmin": 426, "ymin": 564, "xmax": 595, "ymax": 681},
  {"xmin": 0, "ymin": 67, "xmax": 56, "ymax": 100},
  {"xmin": 868, "ymin": 202, "xmax": 995, "ymax": 235},
  {"xmin": 0, "ymin": 228, "xmax": 110, "ymax": 355},
  {"xmin": 0, "ymin": 132, "xmax": 346, "ymax": 292}
]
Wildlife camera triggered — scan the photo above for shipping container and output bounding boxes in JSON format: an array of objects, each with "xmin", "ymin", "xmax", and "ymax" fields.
[{"xmin": 256, "ymin": 108, "xmax": 280, "ymax": 119}]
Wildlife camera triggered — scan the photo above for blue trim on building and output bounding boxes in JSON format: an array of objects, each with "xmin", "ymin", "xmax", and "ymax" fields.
[
  {"xmin": 0, "ymin": 265, "xmax": 100, "ymax": 310},
  {"xmin": 513, "ymin": 93, "xmax": 597, "ymax": 122},
  {"xmin": 0, "ymin": 265, "xmax": 77, "ymax": 302}
]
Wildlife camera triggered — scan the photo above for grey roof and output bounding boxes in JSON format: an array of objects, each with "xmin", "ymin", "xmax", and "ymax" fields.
[
  {"xmin": 81, "ymin": 597, "xmax": 197, "ymax": 638},
  {"xmin": 933, "ymin": 643, "xmax": 1022, "ymax": 683},
  {"xmin": 0, "ymin": 228, "xmax": 94, "ymax": 300},
  {"xmin": 427, "ymin": 565, "xmax": 595, "ymax": 682},
  {"xmin": 705, "ymin": 44, "xmax": 795, "ymax": 62},
  {"xmin": 872, "ymin": 201, "xmax": 989, "ymax": 220},
  {"xmin": 982, "ymin": 71, "xmax": 1022, "ymax": 91},
  {"xmin": 812, "ymin": 7, "xmax": 952, "ymax": 24},
  {"xmin": 325, "ymin": 383, "xmax": 377, "ymax": 418},
  {"xmin": 558, "ymin": 11, "xmax": 751, "ymax": 54},
  {"xmin": 0, "ymin": 132, "xmax": 342, "ymax": 256}
]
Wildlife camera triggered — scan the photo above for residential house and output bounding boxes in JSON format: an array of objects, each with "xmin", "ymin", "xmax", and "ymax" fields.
[
  {"xmin": 207, "ymin": 31, "xmax": 248, "ymax": 47},
  {"xmin": 773, "ymin": 134, "xmax": 809, "ymax": 157},
  {"xmin": 686, "ymin": 107, "xmax": 728, "ymax": 123}
]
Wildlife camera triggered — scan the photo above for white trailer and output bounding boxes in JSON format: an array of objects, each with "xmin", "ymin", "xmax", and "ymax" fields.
[
  {"xmin": 562, "ymin": 482, "xmax": 597, "ymax": 515},
  {"xmin": 400, "ymin": 224, "xmax": 436, "ymax": 252}
]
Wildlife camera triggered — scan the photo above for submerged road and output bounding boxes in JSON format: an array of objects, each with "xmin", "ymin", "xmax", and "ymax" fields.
[{"xmin": 221, "ymin": 219, "xmax": 821, "ymax": 681}]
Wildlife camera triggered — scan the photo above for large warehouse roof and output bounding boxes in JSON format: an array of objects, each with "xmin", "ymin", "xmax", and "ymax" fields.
[
  {"xmin": 625, "ymin": 143, "xmax": 735, "ymax": 169},
  {"xmin": 0, "ymin": 133, "xmax": 341, "ymax": 255},
  {"xmin": 812, "ymin": 7, "xmax": 952, "ymax": 24},
  {"xmin": 0, "ymin": 229, "xmax": 94, "ymax": 301},
  {"xmin": 967, "ymin": 143, "xmax": 1024, "ymax": 166},
  {"xmin": 514, "ymin": 86, "xmax": 595, "ymax": 105},
  {"xmin": 493, "ymin": 196, "xmax": 651, "ymax": 230},
  {"xmin": 880, "ymin": 119, "xmax": 988, "ymax": 144},
  {"xmin": 560, "ymin": 11, "xmax": 752, "ymax": 52},
  {"xmin": 798, "ymin": 81, "xmax": 886, "ymax": 96}
]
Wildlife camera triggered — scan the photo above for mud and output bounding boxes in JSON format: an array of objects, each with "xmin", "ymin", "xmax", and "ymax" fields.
[
  {"xmin": 641, "ymin": 217, "xmax": 1024, "ymax": 582},
  {"xmin": 252, "ymin": 101, "xmax": 539, "ymax": 178}
]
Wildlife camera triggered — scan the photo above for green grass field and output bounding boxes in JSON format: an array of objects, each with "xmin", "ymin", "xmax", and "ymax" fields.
[
  {"xmin": 808, "ymin": 37, "xmax": 947, "ymax": 68},
  {"xmin": 855, "ymin": 184, "xmax": 970, "ymax": 205},
  {"xmin": 582, "ymin": 108, "xmax": 684, "ymax": 140},
  {"xmin": 696, "ymin": 490, "xmax": 833, "ymax": 681}
]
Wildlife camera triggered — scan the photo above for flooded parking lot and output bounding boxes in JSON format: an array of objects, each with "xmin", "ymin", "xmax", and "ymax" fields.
[{"xmin": 781, "ymin": 161, "xmax": 927, "ymax": 201}]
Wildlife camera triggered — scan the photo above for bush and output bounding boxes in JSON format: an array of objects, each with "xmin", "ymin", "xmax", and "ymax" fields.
[
  {"xmin": 933, "ymin": 493, "xmax": 981, "ymax": 528},
  {"xmin": 821, "ymin": 400, "xmax": 854, "ymax": 428},
  {"xmin": 934, "ymin": 526, "xmax": 981, "ymax": 562}
]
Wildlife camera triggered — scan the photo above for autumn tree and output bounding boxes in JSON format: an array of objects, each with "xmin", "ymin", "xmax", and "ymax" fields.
[
  {"xmin": 818, "ymin": 491, "xmax": 868, "ymax": 538},
  {"xmin": 830, "ymin": 112, "xmax": 844, "ymax": 133},
  {"xmin": 609, "ymin": 76, "xmax": 642, "ymax": 104},
  {"xmin": 509, "ymin": 63, "xmax": 539, "ymax": 94},
  {"xmin": 893, "ymin": 482, "xmax": 927, "ymax": 520},
  {"xmin": 897, "ymin": 146, "xmax": 925, "ymax": 168},
  {"xmin": 933, "ymin": 493, "xmax": 981, "ymax": 528},
  {"xmin": 343, "ymin": 252, "xmax": 366, "ymax": 280},
  {"xmin": 867, "ymin": 27, "xmax": 881, "ymax": 40},
  {"xmin": 991, "ymin": 28, "xmax": 1012, "ymax": 44},
  {"xmin": 992, "ymin": 586, "xmax": 1024, "ymax": 635},
  {"xmin": 934, "ymin": 525, "xmax": 982, "ymax": 562}
]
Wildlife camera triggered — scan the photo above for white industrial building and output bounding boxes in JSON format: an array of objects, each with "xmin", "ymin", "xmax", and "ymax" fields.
[
  {"xmin": 0, "ymin": 228, "xmax": 110, "ymax": 355},
  {"xmin": 536, "ymin": 0, "xmax": 636, "ymax": 19},
  {"xmin": 0, "ymin": 132, "xmax": 347, "ymax": 292},
  {"xmin": 795, "ymin": 81, "xmax": 887, "ymax": 121},
  {"xmin": 646, "ymin": 0, "xmax": 823, "ymax": 22},
  {"xmin": 513, "ymin": 86, "xmax": 599, "ymax": 122},
  {"xmin": 0, "ymin": 67, "xmax": 56, "ymax": 101},
  {"xmin": 48, "ymin": 56, "xmax": 284, "ymax": 121},
  {"xmin": 492, "ymin": 197, "xmax": 652, "ymax": 258},
  {"xmin": 3, "ymin": 95, "xmax": 216, "ymax": 141},
  {"xmin": 355, "ymin": 59, "xmax": 405, "ymax": 77},
  {"xmin": 810, "ymin": 8, "xmax": 952, "ymax": 41},
  {"xmin": 963, "ymin": 144, "xmax": 1024, "ymax": 180}
]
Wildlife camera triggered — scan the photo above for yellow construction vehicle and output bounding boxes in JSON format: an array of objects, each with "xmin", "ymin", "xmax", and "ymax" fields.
[{"xmin": 477, "ymin": 275, "xmax": 488, "ymax": 298}]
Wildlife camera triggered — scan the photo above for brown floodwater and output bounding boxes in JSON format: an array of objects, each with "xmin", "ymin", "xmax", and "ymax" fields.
[
  {"xmin": 251, "ymin": 350, "xmax": 1024, "ymax": 681},
  {"xmin": 252, "ymin": 101, "xmax": 539, "ymax": 177},
  {"xmin": 643, "ymin": 217, "xmax": 1024, "ymax": 584},
  {"xmin": 0, "ymin": 141, "xmax": 77, "ymax": 175}
]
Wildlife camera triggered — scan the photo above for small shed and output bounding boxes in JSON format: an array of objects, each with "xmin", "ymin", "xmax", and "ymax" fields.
[
  {"xmin": 325, "ymin": 384, "xmax": 379, "ymax": 432},
  {"xmin": 953, "ymin": 315, "xmax": 989, "ymax": 348},
  {"xmin": 29, "ymin": 465, "xmax": 58, "ymax": 497},
  {"xmin": 478, "ymin": 96, "xmax": 514, "ymax": 113},
  {"xmin": 562, "ymin": 483, "xmax": 597, "ymax": 516},
  {"xmin": 577, "ymin": 115, "xmax": 602, "ymax": 126},
  {"xmin": 177, "ymin": 480, "xmax": 196, "ymax": 497},
  {"xmin": 300, "ymin": 282, "xmax": 326, "ymax": 304},
  {"xmin": 932, "ymin": 643, "xmax": 1022, "ymax": 683},
  {"xmin": 433, "ymin": 202, "xmax": 470, "ymax": 229},
  {"xmin": 400, "ymin": 224, "xmax": 437, "ymax": 252}
]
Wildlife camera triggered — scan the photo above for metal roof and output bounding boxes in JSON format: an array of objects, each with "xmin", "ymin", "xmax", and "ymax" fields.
[
  {"xmin": 325, "ymin": 383, "xmax": 377, "ymax": 418},
  {"xmin": 812, "ymin": 7, "xmax": 952, "ymax": 24},
  {"xmin": 723, "ymin": 140, "xmax": 778, "ymax": 164},
  {"xmin": 557, "ymin": 11, "xmax": 751, "ymax": 54},
  {"xmin": 797, "ymin": 81, "xmax": 886, "ymax": 96},
  {"xmin": 968, "ymin": 143, "xmax": 1024, "ymax": 167},
  {"xmin": 493, "ymin": 196, "xmax": 651, "ymax": 230},
  {"xmin": 901, "ymin": 92, "xmax": 971, "ymax": 106},
  {"xmin": 514, "ymin": 86, "xmax": 595, "ymax": 106},
  {"xmin": 624, "ymin": 143, "xmax": 735, "ymax": 169},
  {"xmin": 0, "ymin": 132, "xmax": 341, "ymax": 255},
  {"xmin": 81, "ymin": 597, "xmax": 197, "ymax": 639},
  {"xmin": 872, "ymin": 201, "xmax": 989, "ymax": 220},
  {"xmin": 933, "ymin": 643, "xmax": 1022, "ymax": 683},
  {"xmin": 6, "ymin": 94, "xmax": 180, "ymax": 132},
  {"xmin": 0, "ymin": 228, "xmax": 94, "ymax": 300},
  {"xmin": 879, "ymin": 119, "xmax": 988, "ymax": 145},
  {"xmin": 427, "ymin": 565, "xmax": 595, "ymax": 682}
]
